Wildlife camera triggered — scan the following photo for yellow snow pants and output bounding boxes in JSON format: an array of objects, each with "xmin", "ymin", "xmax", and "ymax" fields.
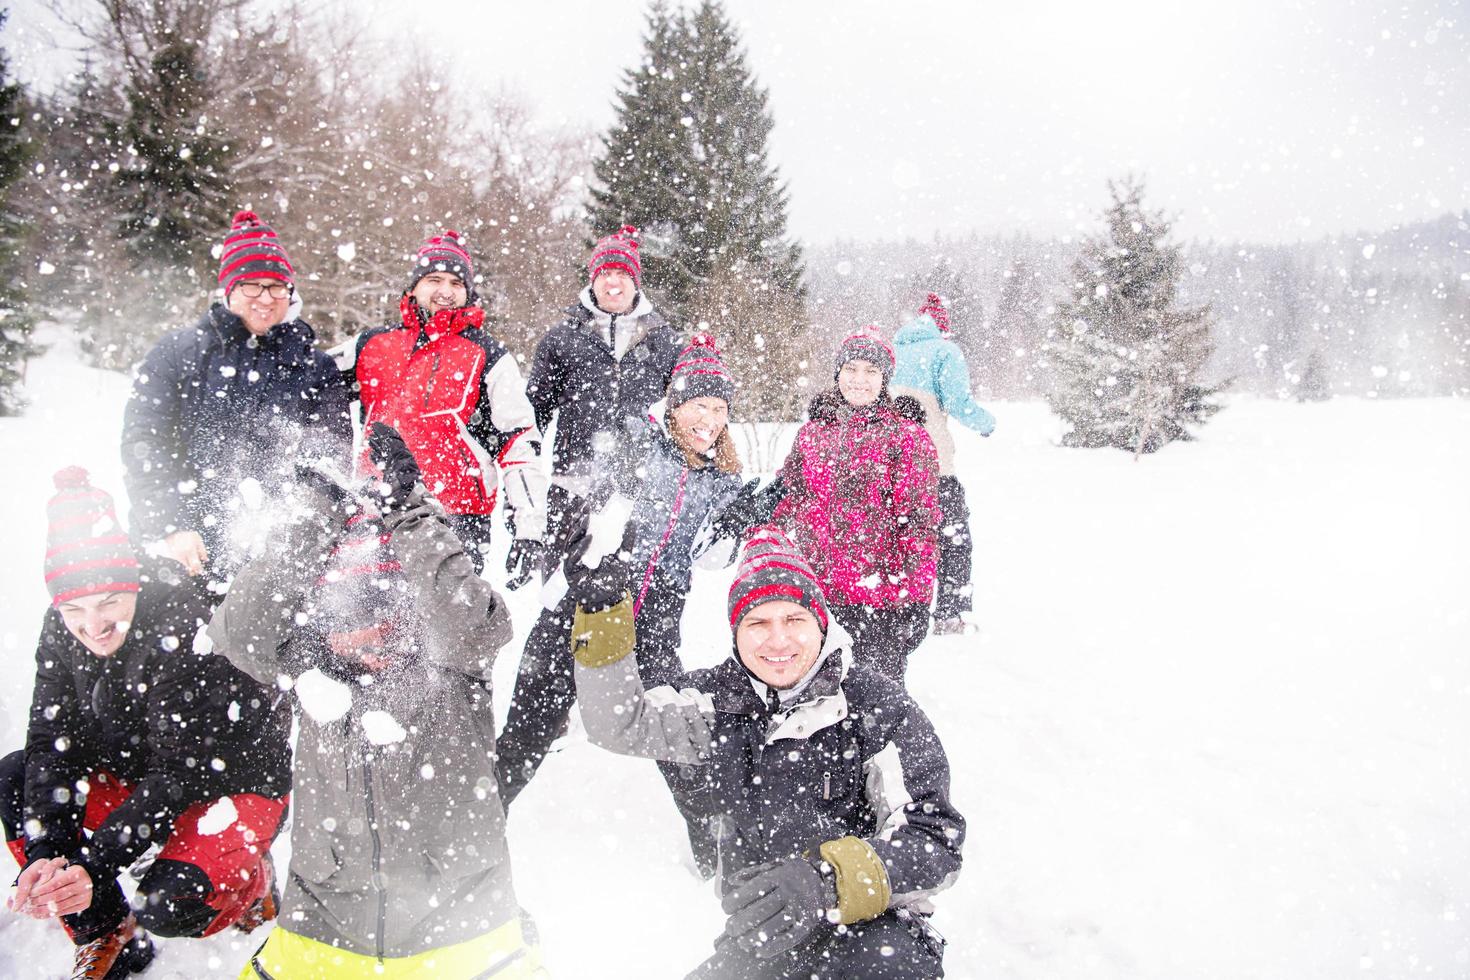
[{"xmin": 241, "ymin": 916, "xmax": 546, "ymax": 979}]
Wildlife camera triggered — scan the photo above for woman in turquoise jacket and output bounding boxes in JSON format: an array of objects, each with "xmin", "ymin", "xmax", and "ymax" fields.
[{"xmin": 890, "ymin": 293, "xmax": 997, "ymax": 635}]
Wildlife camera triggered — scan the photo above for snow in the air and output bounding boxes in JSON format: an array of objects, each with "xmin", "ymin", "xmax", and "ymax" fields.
[{"xmin": 0, "ymin": 327, "xmax": 1465, "ymax": 978}]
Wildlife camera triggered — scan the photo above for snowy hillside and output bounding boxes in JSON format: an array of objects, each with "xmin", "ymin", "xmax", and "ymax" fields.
[{"xmin": 0, "ymin": 333, "xmax": 1466, "ymax": 979}]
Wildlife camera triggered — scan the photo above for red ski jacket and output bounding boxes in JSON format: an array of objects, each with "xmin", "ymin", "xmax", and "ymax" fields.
[{"xmin": 348, "ymin": 299, "xmax": 546, "ymax": 536}]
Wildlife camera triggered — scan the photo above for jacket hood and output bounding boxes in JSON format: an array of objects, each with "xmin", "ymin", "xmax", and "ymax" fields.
[
  {"xmin": 577, "ymin": 285, "xmax": 655, "ymax": 323},
  {"xmin": 894, "ymin": 313, "xmax": 943, "ymax": 345}
]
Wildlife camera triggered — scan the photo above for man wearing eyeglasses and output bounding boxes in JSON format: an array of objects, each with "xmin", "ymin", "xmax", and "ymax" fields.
[{"xmin": 121, "ymin": 210, "xmax": 351, "ymax": 591}]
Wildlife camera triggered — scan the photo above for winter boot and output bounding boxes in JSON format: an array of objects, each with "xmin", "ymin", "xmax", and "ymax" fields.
[
  {"xmin": 233, "ymin": 854, "xmax": 279, "ymax": 934},
  {"xmin": 70, "ymin": 914, "xmax": 154, "ymax": 980},
  {"xmin": 932, "ymin": 616, "xmax": 977, "ymax": 637}
]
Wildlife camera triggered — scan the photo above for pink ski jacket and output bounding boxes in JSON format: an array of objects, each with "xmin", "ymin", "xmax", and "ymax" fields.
[{"xmin": 773, "ymin": 391, "xmax": 941, "ymax": 609}]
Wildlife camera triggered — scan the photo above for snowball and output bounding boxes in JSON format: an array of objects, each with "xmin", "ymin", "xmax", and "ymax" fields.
[
  {"xmin": 237, "ymin": 477, "xmax": 264, "ymax": 510},
  {"xmin": 197, "ymin": 797, "xmax": 239, "ymax": 836},
  {"xmin": 1362, "ymin": 244, "xmax": 1376, "ymax": 260},
  {"xmin": 362, "ymin": 710, "xmax": 407, "ymax": 745},
  {"xmin": 38, "ymin": 261, "xmax": 55, "ymax": 275},
  {"xmin": 295, "ymin": 668, "xmax": 352, "ymax": 724},
  {"xmin": 337, "ymin": 242, "xmax": 357, "ymax": 263}
]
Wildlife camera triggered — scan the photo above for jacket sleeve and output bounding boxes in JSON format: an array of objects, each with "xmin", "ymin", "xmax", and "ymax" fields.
[
  {"xmin": 205, "ymin": 526, "xmax": 318, "ymax": 689},
  {"xmin": 468, "ymin": 353, "xmax": 549, "ymax": 541},
  {"xmin": 525, "ymin": 328, "xmax": 562, "ymax": 440},
  {"xmin": 935, "ymin": 343, "xmax": 996, "ymax": 435},
  {"xmin": 844, "ymin": 691, "xmax": 965, "ymax": 912},
  {"xmin": 20, "ymin": 617, "xmax": 93, "ymax": 863},
  {"xmin": 571, "ymin": 599, "xmax": 714, "ymax": 766},
  {"xmin": 120, "ymin": 332, "xmax": 191, "ymax": 542},
  {"xmin": 379, "ymin": 490, "xmax": 514, "ymax": 680},
  {"xmin": 890, "ymin": 424, "xmax": 941, "ymax": 593}
]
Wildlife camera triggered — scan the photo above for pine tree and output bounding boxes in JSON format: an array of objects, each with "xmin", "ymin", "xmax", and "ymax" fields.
[
  {"xmin": 588, "ymin": 0, "xmax": 698, "ymax": 302},
  {"xmin": 1046, "ymin": 178, "xmax": 1223, "ymax": 456},
  {"xmin": 0, "ymin": 13, "xmax": 36, "ymax": 414},
  {"xmin": 112, "ymin": 36, "xmax": 234, "ymax": 268},
  {"xmin": 588, "ymin": 0, "xmax": 805, "ymax": 322}
]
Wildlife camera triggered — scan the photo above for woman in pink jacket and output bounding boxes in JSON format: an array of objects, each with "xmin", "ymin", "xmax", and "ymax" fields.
[{"xmin": 772, "ymin": 327, "xmax": 941, "ymax": 683}]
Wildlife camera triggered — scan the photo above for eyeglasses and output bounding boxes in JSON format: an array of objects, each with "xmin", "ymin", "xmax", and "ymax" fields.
[{"xmin": 235, "ymin": 281, "xmax": 293, "ymax": 300}]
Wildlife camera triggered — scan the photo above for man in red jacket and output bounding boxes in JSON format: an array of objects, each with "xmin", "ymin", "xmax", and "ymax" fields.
[{"xmin": 344, "ymin": 230, "xmax": 548, "ymax": 581}]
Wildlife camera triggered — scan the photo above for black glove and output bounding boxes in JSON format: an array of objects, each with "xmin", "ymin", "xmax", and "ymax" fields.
[
  {"xmin": 367, "ymin": 422, "xmax": 421, "ymax": 511},
  {"xmin": 720, "ymin": 858, "xmax": 832, "ymax": 959},
  {"xmin": 712, "ymin": 476, "xmax": 787, "ymax": 541},
  {"xmin": 505, "ymin": 539, "xmax": 547, "ymax": 591},
  {"xmin": 563, "ymin": 527, "xmax": 631, "ymax": 613}
]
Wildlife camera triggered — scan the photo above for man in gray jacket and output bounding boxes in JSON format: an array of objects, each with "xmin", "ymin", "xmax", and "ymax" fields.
[{"xmin": 206, "ymin": 425, "xmax": 546, "ymax": 978}]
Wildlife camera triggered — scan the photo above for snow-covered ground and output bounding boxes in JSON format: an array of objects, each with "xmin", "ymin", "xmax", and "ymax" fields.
[{"xmin": 1, "ymin": 329, "xmax": 1467, "ymax": 978}]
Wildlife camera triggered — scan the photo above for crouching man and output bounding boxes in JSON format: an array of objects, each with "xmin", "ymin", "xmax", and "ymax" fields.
[
  {"xmin": 207, "ymin": 424, "xmax": 545, "ymax": 978},
  {"xmin": 3, "ymin": 468, "xmax": 292, "ymax": 979},
  {"xmin": 569, "ymin": 525, "xmax": 964, "ymax": 978}
]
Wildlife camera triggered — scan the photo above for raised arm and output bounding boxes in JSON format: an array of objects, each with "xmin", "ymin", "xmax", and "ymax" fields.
[{"xmin": 571, "ymin": 596, "xmax": 714, "ymax": 766}]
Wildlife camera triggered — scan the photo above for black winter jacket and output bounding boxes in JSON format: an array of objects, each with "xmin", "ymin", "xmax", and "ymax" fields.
[
  {"xmin": 576, "ymin": 626, "xmax": 964, "ymax": 907},
  {"xmin": 20, "ymin": 585, "xmax": 292, "ymax": 883},
  {"xmin": 525, "ymin": 291, "xmax": 680, "ymax": 485},
  {"xmin": 121, "ymin": 303, "xmax": 351, "ymax": 570}
]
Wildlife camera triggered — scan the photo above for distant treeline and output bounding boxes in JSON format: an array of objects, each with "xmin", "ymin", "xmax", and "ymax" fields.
[{"xmin": 805, "ymin": 211, "xmax": 1470, "ymax": 400}]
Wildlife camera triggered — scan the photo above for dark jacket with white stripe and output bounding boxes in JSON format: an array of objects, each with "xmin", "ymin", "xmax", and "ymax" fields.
[{"xmin": 574, "ymin": 625, "xmax": 965, "ymax": 909}]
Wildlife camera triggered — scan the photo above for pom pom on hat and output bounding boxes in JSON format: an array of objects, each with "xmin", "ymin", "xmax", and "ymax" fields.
[{"xmin": 919, "ymin": 292, "xmax": 950, "ymax": 332}]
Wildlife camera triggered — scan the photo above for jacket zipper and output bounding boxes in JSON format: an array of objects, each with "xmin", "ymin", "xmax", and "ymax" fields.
[
  {"xmin": 633, "ymin": 467, "xmax": 688, "ymax": 616},
  {"xmin": 610, "ymin": 312, "xmax": 622, "ymax": 425},
  {"xmin": 362, "ymin": 755, "xmax": 387, "ymax": 961}
]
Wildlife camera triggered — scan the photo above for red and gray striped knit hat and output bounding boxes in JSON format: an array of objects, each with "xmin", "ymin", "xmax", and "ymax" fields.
[
  {"xmin": 919, "ymin": 292, "xmax": 950, "ymax": 332},
  {"xmin": 44, "ymin": 467, "xmax": 140, "ymax": 607},
  {"xmin": 727, "ymin": 525, "xmax": 829, "ymax": 632},
  {"xmin": 668, "ymin": 333, "xmax": 736, "ymax": 408},
  {"xmin": 313, "ymin": 514, "xmax": 408, "ymax": 634},
  {"xmin": 217, "ymin": 210, "xmax": 295, "ymax": 298},
  {"xmin": 406, "ymin": 229, "xmax": 477, "ymax": 299},
  {"xmin": 588, "ymin": 224, "xmax": 642, "ymax": 288},
  {"xmin": 834, "ymin": 325, "xmax": 896, "ymax": 384}
]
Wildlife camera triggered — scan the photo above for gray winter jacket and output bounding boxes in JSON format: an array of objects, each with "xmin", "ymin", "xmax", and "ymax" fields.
[{"xmin": 206, "ymin": 490, "xmax": 517, "ymax": 958}]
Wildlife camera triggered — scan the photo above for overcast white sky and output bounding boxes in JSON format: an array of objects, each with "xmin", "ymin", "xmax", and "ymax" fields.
[{"xmin": 7, "ymin": 0, "xmax": 1468, "ymax": 245}]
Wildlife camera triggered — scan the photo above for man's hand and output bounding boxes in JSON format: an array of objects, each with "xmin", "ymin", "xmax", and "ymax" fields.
[
  {"xmin": 9, "ymin": 858, "xmax": 94, "ymax": 918},
  {"xmin": 367, "ymin": 422, "xmax": 421, "ymax": 511},
  {"xmin": 720, "ymin": 858, "xmax": 832, "ymax": 959},
  {"xmin": 160, "ymin": 530, "xmax": 208, "ymax": 576},
  {"xmin": 505, "ymin": 539, "xmax": 547, "ymax": 591},
  {"xmin": 564, "ymin": 529, "xmax": 630, "ymax": 613}
]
